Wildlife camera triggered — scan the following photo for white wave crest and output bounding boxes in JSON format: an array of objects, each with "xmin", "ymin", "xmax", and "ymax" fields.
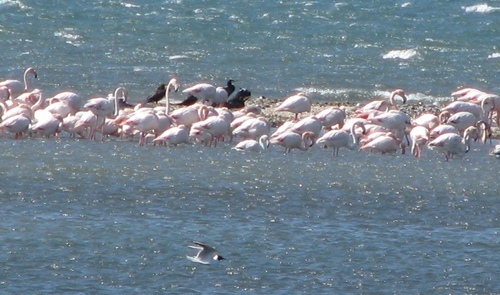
[
  {"xmin": 463, "ymin": 4, "xmax": 500, "ymax": 13},
  {"xmin": 382, "ymin": 49, "xmax": 418, "ymax": 60}
]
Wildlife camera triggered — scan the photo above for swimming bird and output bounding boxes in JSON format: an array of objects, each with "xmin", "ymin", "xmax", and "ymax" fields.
[
  {"xmin": 234, "ymin": 134, "xmax": 270, "ymax": 152},
  {"xmin": 489, "ymin": 144, "xmax": 500, "ymax": 158},
  {"xmin": 186, "ymin": 242, "xmax": 225, "ymax": 265},
  {"xmin": 275, "ymin": 92, "xmax": 311, "ymax": 121}
]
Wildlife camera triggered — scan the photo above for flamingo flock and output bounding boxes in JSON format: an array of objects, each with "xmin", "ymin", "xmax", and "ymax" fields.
[{"xmin": 0, "ymin": 68, "xmax": 498, "ymax": 161}]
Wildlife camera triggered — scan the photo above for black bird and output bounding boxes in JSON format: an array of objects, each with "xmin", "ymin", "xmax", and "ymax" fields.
[
  {"xmin": 145, "ymin": 80, "xmax": 180, "ymax": 104},
  {"xmin": 223, "ymin": 88, "xmax": 251, "ymax": 109},
  {"xmin": 170, "ymin": 94, "xmax": 199, "ymax": 106},
  {"xmin": 223, "ymin": 79, "xmax": 236, "ymax": 97}
]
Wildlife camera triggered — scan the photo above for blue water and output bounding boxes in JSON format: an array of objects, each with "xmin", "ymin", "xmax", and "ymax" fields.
[{"xmin": 1, "ymin": 0, "xmax": 499, "ymax": 293}]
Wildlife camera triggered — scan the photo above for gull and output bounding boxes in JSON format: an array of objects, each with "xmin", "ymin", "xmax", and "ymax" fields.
[{"xmin": 186, "ymin": 242, "xmax": 225, "ymax": 264}]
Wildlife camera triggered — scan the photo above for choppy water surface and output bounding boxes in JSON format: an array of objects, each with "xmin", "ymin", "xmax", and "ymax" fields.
[
  {"xmin": 1, "ymin": 0, "xmax": 499, "ymax": 293},
  {"xmin": 1, "ymin": 138, "xmax": 498, "ymax": 293}
]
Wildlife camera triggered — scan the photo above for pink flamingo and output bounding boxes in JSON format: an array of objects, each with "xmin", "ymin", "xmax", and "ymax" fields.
[
  {"xmin": 153, "ymin": 125, "xmax": 190, "ymax": 146},
  {"xmin": 31, "ymin": 109, "xmax": 62, "ymax": 138},
  {"xmin": 315, "ymin": 106, "xmax": 346, "ymax": 130},
  {"xmin": 47, "ymin": 91, "xmax": 83, "ymax": 115},
  {"xmin": 170, "ymin": 104, "xmax": 209, "ymax": 127},
  {"xmin": 316, "ymin": 121, "xmax": 365, "ymax": 157},
  {"xmin": 232, "ymin": 117, "xmax": 270, "ymax": 140},
  {"xmin": 274, "ymin": 92, "xmax": 311, "ymax": 121},
  {"xmin": 441, "ymin": 101, "xmax": 483, "ymax": 120},
  {"xmin": 409, "ymin": 126, "xmax": 430, "ymax": 157},
  {"xmin": 359, "ymin": 132, "xmax": 400, "ymax": 154},
  {"xmin": 191, "ymin": 115, "xmax": 230, "ymax": 147},
  {"xmin": 270, "ymin": 131, "xmax": 316, "ymax": 153},
  {"xmin": 0, "ymin": 67, "xmax": 38, "ymax": 98},
  {"xmin": 429, "ymin": 124, "xmax": 458, "ymax": 139},
  {"xmin": 358, "ymin": 89, "xmax": 407, "ymax": 112},
  {"xmin": 0, "ymin": 113, "xmax": 31, "ymax": 139},
  {"xmin": 412, "ymin": 113, "xmax": 440, "ymax": 130},
  {"xmin": 122, "ymin": 110, "xmax": 161, "ymax": 146},
  {"xmin": 289, "ymin": 115, "xmax": 323, "ymax": 138}
]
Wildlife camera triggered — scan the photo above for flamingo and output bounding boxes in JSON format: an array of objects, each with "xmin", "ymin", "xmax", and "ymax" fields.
[
  {"xmin": 233, "ymin": 135, "xmax": 270, "ymax": 152},
  {"xmin": 269, "ymin": 131, "xmax": 315, "ymax": 153},
  {"xmin": 451, "ymin": 87, "xmax": 488, "ymax": 102},
  {"xmin": 441, "ymin": 101, "xmax": 484, "ymax": 120},
  {"xmin": 358, "ymin": 132, "xmax": 400, "ymax": 154},
  {"xmin": 232, "ymin": 117, "xmax": 270, "ymax": 140},
  {"xmin": 315, "ymin": 107, "xmax": 346, "ymax": 130},
  {"xmin": 412, "ymin": 113, "xmax": 440, "ymax": 130},
  {"xmin": 61, "ymin": 114, "xmax": 87, "ymax": 138},
  {"xmin": 170, "ymin": 104, "xmax": 209, "ymax": 127},
  {"xmin": 409, "ymin": 126, "xmax": 430, "ymax": 158},
  {"xmin": 47, "ymin": 91, "xmax": 83, "ymax": 115},
  {"xmin": 428, "ymin": 126, "xmax": 477, "ymax": 161},
  {"xmin": 274, "ymin": 92, "xmax": 311, "ymax": 121},
  {"xmin": 153, "ymin": 125, "xmax": 190, "ymax": 146},
  {"xmin": 429, "ymin": 124, "xmax": 458, "ymax": 139},
  {"xmin": 446, "ymin": 111, "xmax": 477, "ymax": 133},
  {"xmin": 289, "ymin": 115, "xmax": 323, "ymax": 138},
  {"xmin": 359, "ymin": 89, "xmax": 407, "ymax": 112},
  {"xmin": 180, "ymin": 83, "xmax": 216, "ymax": 106},
  {"xmin": 316, "ymin": 121, "xmax": 365, "ymax": 157},
  {"xmin": 480, "ymin": 94, "xmax": 500, "ymax": 127},
  {"xmin": 31, "ymin": 109, "xmax": 62, "ymax": 138},
  {"xmin": 122, "ymin": 110, "xmax": 161, "ymax": 146},
  {"xmin": 0, "ymin": 67, "xmax": 38, "ymax": 98},
  {"xmin": 191, "ymin": 115, "xmax": 230, "ymax": 147},
  {"xmin": 83, "ymin": 87, "xmax": 122, "ymax": 140},
  {"xmin": 0, "ymin": 113, "xmax": 31, "ymax": 139}
]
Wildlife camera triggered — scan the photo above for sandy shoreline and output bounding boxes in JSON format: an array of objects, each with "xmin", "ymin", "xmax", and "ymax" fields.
[{"xmin": 241, "ymin": 97, "xmax": 500, "ymax": 139}]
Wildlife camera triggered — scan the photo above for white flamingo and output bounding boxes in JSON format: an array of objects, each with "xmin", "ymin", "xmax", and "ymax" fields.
[
  {"xmin": 428, "ymin": 126, "xmax": 477, "ymax": 161},
  {"xmin": 182, "ymin": 83, "xmax": 216, "ymax": 104},
  {"xmin": 83, "ymin": 87, "xmax": 123, "ymax": 140},
  {"xmin": 233, "ymin": 135, "xmax": 270, "ymax": 152}
]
